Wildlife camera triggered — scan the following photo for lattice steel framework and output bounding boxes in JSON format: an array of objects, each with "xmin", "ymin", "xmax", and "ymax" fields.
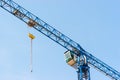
[{"xmin": 0, "ymin": 0, "xmax": 120, "ymax": 80}]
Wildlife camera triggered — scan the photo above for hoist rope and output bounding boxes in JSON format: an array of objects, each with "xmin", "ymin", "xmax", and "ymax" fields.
[{"xmin": 30, "ymin": 38, "xmax": 33, "ymax": 72}]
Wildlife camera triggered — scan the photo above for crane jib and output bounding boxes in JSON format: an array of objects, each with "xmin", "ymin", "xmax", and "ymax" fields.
[{"xmin": 0, "ymin": 0, "xmax": 120, "ymax": 80}]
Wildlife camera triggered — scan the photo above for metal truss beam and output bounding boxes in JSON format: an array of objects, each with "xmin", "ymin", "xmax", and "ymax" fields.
[{"xmin": 0, "ymin": 0, "xmax": 120, "ymax": 79}]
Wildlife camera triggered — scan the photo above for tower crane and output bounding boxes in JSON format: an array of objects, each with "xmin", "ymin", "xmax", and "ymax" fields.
[{"xmin": 0, "ymin": 0, "xmax": 120, "ymax": 80}]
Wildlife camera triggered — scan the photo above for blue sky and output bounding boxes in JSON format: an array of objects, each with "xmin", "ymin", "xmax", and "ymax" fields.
[{"xmin": 0, "ymin": 0, "xmax": 120, "ymax": 80}]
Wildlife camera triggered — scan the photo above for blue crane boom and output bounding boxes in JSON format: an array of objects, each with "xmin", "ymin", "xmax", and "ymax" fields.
[{"xmin": 0, "ymin": 0, "xmax": 120, "ymax": 80}]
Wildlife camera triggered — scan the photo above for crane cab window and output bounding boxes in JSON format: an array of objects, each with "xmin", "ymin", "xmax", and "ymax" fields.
[{"xmin": 64, "ymin": 51, "xmax": 76, "ymax": 66}]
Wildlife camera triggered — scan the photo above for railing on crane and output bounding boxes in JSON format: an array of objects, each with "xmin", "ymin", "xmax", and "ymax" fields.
[{"xmin": 0, "ymin": 0, "xmax": 120, "ymax": 80}]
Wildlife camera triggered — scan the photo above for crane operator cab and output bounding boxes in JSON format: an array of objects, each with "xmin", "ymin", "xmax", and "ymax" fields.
[{"xmin": 64, "ymin": 51, "xmax": 77, "ymax": 69}]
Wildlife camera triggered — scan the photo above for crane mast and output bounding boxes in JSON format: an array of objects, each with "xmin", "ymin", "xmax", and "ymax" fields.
[{"xmin": 0, "ymin": 0, "xmax": 120, "ymax": 80}]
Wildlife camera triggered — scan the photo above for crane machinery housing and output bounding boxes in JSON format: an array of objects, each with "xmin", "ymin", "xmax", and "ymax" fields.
[{"xmin": 0, "ymin": 0, "xmax": 120, "ymax": 80}]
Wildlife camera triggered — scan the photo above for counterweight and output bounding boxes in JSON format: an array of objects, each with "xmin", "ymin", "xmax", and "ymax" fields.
[{"xmin": 0, "ymin": 0, "xmax": 120, "ymax": 79}]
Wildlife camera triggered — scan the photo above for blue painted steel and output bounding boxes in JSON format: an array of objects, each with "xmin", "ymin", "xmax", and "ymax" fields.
[
  {"xmin": 0, "ymin": 0, "xmax": 120, "ymax": 80},
  {"xmin": 77, "ymin": 55, "xmax": 90, "ymax": 80}
]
